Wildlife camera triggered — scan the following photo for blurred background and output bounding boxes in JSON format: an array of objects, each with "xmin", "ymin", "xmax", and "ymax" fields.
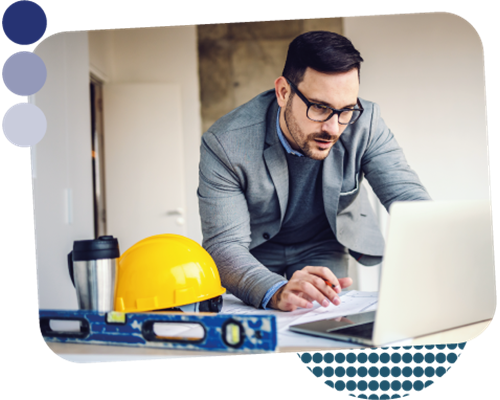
[{"xmin": 31, "ymin": 13, "xmax": 489, "ymax": 309}]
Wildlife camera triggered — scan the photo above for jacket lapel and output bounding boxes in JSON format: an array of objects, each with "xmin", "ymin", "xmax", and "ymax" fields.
[
  {"xmin": 322, "ymin": 142, "xmax": 345, "ymax": 235},
  {"xmin": 264, "ymin": 101, "xmax": 288, "ymax": 224}
]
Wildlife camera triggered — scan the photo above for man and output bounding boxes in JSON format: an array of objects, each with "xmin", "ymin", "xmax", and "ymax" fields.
[{"xmin": 198, "ymin": 31, "xmax": 430, "ymax": 312}]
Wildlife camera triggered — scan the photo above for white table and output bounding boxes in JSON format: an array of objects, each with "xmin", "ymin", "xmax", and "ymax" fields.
[{"xmin": 44, "ymin": 291, "xmax": 491, "ymax": 362}]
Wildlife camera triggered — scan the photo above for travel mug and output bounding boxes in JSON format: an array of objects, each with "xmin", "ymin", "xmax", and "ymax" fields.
[{"xmin": 67, "ymin": 235, "xmax": 120, "ymax": 312}]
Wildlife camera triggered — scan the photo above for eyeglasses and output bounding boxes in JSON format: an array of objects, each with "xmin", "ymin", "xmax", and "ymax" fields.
[{"xmin": 285, "ymin": 78, "xmax": 364, "ymax": 125}]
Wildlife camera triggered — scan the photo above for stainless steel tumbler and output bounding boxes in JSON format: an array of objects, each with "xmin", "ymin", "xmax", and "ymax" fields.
[{"xmin": 68, "ymin": 236, "xmax": 120, "ymax": 312}]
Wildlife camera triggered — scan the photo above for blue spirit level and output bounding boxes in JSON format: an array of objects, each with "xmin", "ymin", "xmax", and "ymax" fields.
[{"xmin": 40, "ymin": 309, "xmax": 277, "ymax": 352}]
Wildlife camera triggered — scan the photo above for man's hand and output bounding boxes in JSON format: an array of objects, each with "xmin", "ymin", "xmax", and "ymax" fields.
[{"xmin": 269, "ymin": 266, "xmax": 353, "ymax": 311}]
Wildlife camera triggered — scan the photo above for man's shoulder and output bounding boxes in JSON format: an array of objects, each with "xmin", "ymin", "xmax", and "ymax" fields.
[
  {"xmin": 343, "ymin": 97, "xmax": 379, "ymax": 136},
  {"xmin": 204, "ymin": 90, "xmax": 276, "ymax": 140},
  {"xmin": 358, "ymin": 97, "xmax": 378, "ymax": 118}
]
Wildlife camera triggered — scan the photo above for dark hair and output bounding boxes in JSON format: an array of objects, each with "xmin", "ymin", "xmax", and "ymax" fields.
[{"xmin": 282, "ymin": 31, "xmax": 364, "ymax": 84}]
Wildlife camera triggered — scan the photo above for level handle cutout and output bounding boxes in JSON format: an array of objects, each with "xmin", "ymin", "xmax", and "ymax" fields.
[
  {"xmin": 39, "ymin": 317, "xmax": 90, "ymax": 339},
  {"xmin": 142, "ymin": 321, "xmax": 206, "ymax": 343}
]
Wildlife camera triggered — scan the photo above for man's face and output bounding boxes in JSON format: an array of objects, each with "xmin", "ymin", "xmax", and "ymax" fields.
[{"xmin": 277, "ymin": 67, "xmax": 360, "ymax": 160}]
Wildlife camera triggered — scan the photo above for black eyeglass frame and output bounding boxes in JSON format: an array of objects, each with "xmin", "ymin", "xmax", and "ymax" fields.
[{"xmin": 285, "ymin": 78, "xmax": 364, "ymax": 125}]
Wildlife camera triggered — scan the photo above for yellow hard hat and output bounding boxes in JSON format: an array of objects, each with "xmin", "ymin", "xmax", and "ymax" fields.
[{"xmin": 114, "ymin": 234, "xmax": 225, "ymax": 313}]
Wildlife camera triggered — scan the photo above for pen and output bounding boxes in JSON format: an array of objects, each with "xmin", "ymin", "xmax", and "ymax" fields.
[{"xmin": 324, "ymin": 279, "xmax": 336, "ymax": 289}]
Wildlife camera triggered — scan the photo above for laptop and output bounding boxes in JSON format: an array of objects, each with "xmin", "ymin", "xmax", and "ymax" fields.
[{"xmin": 290, "ymin": 199, "xmax": 496, "ymax": 346}]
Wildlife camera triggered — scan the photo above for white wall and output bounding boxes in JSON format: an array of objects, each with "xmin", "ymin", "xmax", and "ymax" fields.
[
  {"xmin": 32, "ymin": 26, "xmax": 203, "ymax": 310},
  {"xmin": 344, "ymin": 13, "xmax": 488, "ymax": 290},
  {"xmin": 33, "ymin": 32, "xmax": 94, "ymax": 309},
  {"xmin": 88, "ymin": 26, "xmax": 203, "ymax": 243}
]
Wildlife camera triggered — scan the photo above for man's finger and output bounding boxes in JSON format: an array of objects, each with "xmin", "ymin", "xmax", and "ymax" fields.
[
  {"xmin": 303, "ymin": 266, "xmax": 341, "ymax": 288},
  {"xmin": 287, "ymin": 279, "xmax": 340, "ymax": 308},
  {"xmin": 338, "ymin": 277, "xmax": 353, "ymax": 288},
  {"xmin": 280, "ymin": 290, "xmax": 314, "ymax": 311}
]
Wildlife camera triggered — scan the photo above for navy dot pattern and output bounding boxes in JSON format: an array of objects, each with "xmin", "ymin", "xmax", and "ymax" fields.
[{"xmin": 300, "ymin": 343, "xmax": 466, "ymax": 398}]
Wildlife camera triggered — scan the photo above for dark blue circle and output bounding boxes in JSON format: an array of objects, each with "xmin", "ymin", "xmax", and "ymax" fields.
[
  {"xmin": 335, "ymin": 367, "xmax": 346, "ymax": 377},
  {"xmin": 368, "ymin": 395, "xmax": 379, "ymax": 400},
  {"xmin": 346, "ymin": 353, "xmax": 356, "ymax": 363},
  {"xmin": 425, "ymin": 367, "xmax": 435, "ymax": 377},
  {"xmin": 413, "ymin": 351, "xmax": 424, "ymax": 364},
  {"xmin": 424, "ymin": 345, "xmax": 434, "ymax": 350},
  {"xmin": 356, "ymin": 365, "xmax": 369, "ymax": 378},
  {"xmin": 390, "ymin": 379, "xmax": 401, "ymax": 392},
  {"xmin": 380, "ymin": 353, "xmax": 390, "ymax": 363},
  {"xmin": 311, "ymin": 352, "xmax": 323, "ymax": 364},
  {"xmin": 403, "ymin": 346, "xmax": 412, "ymax": 349},
  {"xmin": 334, "ymin": 352, "xmax": 347, "ymax": 364},
  {"xmin": 297, "ymin": 353, "xmax": 312, "ymax": 364},
  {"xmin": 391, "ymin": 366, "xmax": 403, "ymax": 378},
  {"xmin": 414, "ymin": 346, "xmax": 423, "ymax": 350},
  {"xmin": 368, "ymin": 379, "xmax": 379, "ymax": 392},
  {"xmin": 381, "ymin": 347, "xmax": 389, "ymax": 350},
  {"xmin": 356, "ymin": 379, "xmax": 368, "ymax": 392},
  {"xmin": 345, "ymin": 379, "xmax": 357, "ymax": 392},
  {"xmin": 425, "ymin": 380, "xmax": 434, "ymax": 388},
  {"xmin": 447, "ymin": 353, "xmax": 458, "ymax": 363},
  {"xmin": 378, "ymin": 379, "xmax": 391, "ymax": 392},
  {"xmin": 2, "ymin": 1, "xmax": 47, "ymax": 45},
  {"xmin": 359, "ymin": 396, "xmax": 368, "ymax": 399},
  {"xmin": 335, "ymin": 380, "xmax": 345, "ymax": 391},
  {"xmin": 401, "ymin": 379, "xmax": 413, "ymax": 392},
  {"xmin": 413, "ymin": 365, "xmax": 425, "ymax": 379},
  {"xmin": 436, "ymin": 345, "xmax": 446, "ymax": 350},
  {"xmin": 369, "ymin": 367, "xmax": 379, "ymax": 377},
  {"xmin": 447, "ymin": 344, "xmax": 457, "ymax": 350},
  {"xmin": 324, "ymin": 353, "xmax": 334, "ymax": 364},
  {"xmin": 391, "ymin": 353, "xmax": 401, "ymax": 363},
  {"xmin": 392, "ymin": 346, "xmax": 401, "ymax": 350},
  {"xmin": 425, "ymin": 353, "xmax": 435, "ymax": 363},
  {"xmin": 381, "ymin": 396, "xmax": 390, "ymax": 400},
  {"xmin": 371, "ymin": 365, "xmax": 391, "ymax": 378},
  {"xmin": 391, "ymin": 396, "xmax": 401, "ymax": 399},
  {"xmin": 436, "ymin": 353, "xmax": 446, "ymax": 363},
  {"xmin": 369, "ymin": 353, "xmax": 379, "ymax": 363},
  {"xmin": 401, "ymin": 351, "xmax": 413, "ymax": 364},
  {"xmin": 325, "ymin": 380, "xmax": 334, "ymax": 388},
  {"xmin": 312, "ymin": 366, "xmax": 323, "ymax": 377},
  {"xmin": 357, "ymin": 351, "xmax": 368, "ymax": 364},
  {"xmin": 323, "ymin": 365, "xmax": 335, "ymax": 379},
  {"xmin": 401, "ymin": 365, "xmax": 413, "ymax": 378},
  {"xmin": 436, "ymin": 367, "xmax": 447, "ymax": 377},
  {"xmin": 345, "ymin": 365, "xmax": 358, "ymax": 378},
  {"xmin": 458, "ymin": 342, "xmax": 467, "ymax": 349},
  {"xmin": 414, "ymin": 380, "xmax": 424, "ymax": 391}
]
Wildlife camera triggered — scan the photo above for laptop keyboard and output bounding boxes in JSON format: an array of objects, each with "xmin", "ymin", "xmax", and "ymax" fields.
[{"xmin": 332, "ymin": 322, "xmax": 374, "ymax": 339}]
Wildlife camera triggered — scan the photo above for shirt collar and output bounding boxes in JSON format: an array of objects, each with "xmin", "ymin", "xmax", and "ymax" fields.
[{"xmin": 276, "ymin": 107, "xmax": 304, "ymax": 157}]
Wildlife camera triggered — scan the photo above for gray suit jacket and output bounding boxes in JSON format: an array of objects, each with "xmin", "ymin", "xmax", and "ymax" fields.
[{"xmin": 198, "ymin": 90, "xmax": 430, "ymax": 308}]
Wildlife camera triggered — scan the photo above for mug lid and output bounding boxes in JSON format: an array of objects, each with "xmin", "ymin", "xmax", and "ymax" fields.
[{"xmin": 72, "ymin": 235, "xmax": 120, "ymax": 261}]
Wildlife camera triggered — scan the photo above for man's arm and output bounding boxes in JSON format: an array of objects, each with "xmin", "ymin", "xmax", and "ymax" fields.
[
  {"xmin": 361, "ymin": 103, "xmax": 431, "ymax": 208},
  {"xmin": 198, "ymin": 131, "xmax": 287, "ymax": 308}
]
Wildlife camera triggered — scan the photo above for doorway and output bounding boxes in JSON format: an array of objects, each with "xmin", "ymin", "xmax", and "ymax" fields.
[{"xmin": 90, "ymin": 75, "xmax": 107, "ymax": 238}]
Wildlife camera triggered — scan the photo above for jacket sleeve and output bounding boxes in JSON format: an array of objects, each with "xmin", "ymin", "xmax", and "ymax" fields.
[
  {"xmin": 361, "ymin": 103, "xmax": 432, "ymax": 210},
  {"xmin": 197, "ymin": 132, "xmax": 287, "ymax": 308}
]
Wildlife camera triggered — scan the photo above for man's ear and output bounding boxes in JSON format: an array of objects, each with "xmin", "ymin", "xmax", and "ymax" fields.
[{"xmin": 274, "ymin": 76, "xmax": 290, "ymax": 108}]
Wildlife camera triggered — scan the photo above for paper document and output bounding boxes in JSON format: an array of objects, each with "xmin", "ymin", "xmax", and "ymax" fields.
[
  {"xmin": 150, "ymin": 291, "xmax": 412, "ymax": 350},
  {"xmin": 221, "ymin": 290, "xmax": 381, "ymax": 348}
]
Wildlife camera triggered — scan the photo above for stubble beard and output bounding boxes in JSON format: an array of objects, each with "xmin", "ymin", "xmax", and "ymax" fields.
[{"xmin": 283, "ymin": 97, "xmax": 336, "ymax": 161}]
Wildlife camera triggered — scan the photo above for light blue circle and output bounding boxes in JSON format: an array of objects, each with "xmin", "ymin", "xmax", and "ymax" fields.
[
  {"xmin": 3, "ymin": 102, "xmax": 46, "ymax": 146},
  {"xmin": 3, "ymin": 51, "xmax": 46, "ymax": 96}
]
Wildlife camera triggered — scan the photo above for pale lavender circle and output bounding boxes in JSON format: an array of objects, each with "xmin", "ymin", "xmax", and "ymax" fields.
[
  {"xmin": 3, "ymin": 103, "xmax": 47, "ymax": 147},
  {"xmin": 3, "ymin": 51, "xmax": 47, "ymax": 96}
]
